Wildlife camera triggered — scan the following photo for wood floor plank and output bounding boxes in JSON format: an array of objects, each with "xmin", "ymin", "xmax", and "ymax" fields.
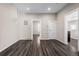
[{"xmin": 0, "ymin": 40, "xmax": 77, "ymax": 56}]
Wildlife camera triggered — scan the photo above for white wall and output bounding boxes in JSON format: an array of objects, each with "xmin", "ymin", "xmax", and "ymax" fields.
[
  {"xmin": 57, "ymin": 4, "xmax": 79, "ymax": 43},
  {"xmin": 68, "ymin": 20, "xmax": 78, "ymax": 39},
  {"xmin": 48, "ymin": 17, "xmax": 56, "ymax": 39},
  {"xmin": 18, "ymin": 13, "xmax": 56, "ymax": 40},
  {"xmin": 57, "ymin": 3, "xmax": 79, "ymax": 51},
  {"xmin": 64, "ymin": 10, "xmax": 79, "ymax": 44},
  {"xmin": 0, "ymin": 4, "xmax": 19, "ymax": 52},
  {"xmin": 0, "ymin": 5, "xmax": 57, "ymax": 52}
]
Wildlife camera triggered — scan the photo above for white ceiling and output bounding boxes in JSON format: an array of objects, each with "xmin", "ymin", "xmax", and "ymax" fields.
[{"xmin": 14, "ymin": 3, "xmax": 67, "ymax": 13}]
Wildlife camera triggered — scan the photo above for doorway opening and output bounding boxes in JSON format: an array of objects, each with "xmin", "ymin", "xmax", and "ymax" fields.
[
  {"xmin": 64, "ymin": 9, "xmax": 78, "ymax": 55},
  {"xmin": 32, "ymin": 20, "xmax": 41, "ymax": 45}
]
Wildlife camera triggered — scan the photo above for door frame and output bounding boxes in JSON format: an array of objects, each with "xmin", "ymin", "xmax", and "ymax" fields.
[{"xmin": 31, "ymin": 19, "xmax": 41, "ymax": 40}]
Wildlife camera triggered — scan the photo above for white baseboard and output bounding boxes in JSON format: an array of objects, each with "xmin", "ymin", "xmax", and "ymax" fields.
[
  {"xmin": 20, "ymin": 39, "xmax": 33, "ymax": 40},
  {"xmin": 0, "ymin": 40, "xmax": 19, "ymax": 52}
]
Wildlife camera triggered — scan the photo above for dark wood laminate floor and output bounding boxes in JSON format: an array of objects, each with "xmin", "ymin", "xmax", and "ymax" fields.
[
  {"xmin": 0, "ymin": 40, "xmax": 76, "ymax": 56},
  {"xmin": 68, "ymin": 39, "xmax": 78, "ymax": 56}
]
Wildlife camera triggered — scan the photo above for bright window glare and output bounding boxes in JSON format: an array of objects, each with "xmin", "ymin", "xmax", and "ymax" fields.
[{"xmin": 70, "ymin": 24, "xmax": 76, "ymax": 30}]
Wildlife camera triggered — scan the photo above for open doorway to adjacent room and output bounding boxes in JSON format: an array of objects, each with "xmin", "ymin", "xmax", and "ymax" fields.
[
  {"xmin": 32, "ymin": 20, "xmax": 41, "ymax": 45},
  {"xmin": 64, "ymin": 8, "xmax": 79, "ymax": 55}
]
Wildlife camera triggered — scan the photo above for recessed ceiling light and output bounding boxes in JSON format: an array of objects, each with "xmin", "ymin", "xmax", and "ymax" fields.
[
  {"xmin": 48, "ymin": 8, "xmax": 51, "ymax": 11},
  {"xmin": 26, "ymin": 8, "xmax": 30, "ymax": 10}
]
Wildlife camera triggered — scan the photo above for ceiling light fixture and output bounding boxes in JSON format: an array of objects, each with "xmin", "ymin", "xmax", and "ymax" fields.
[
  {"xmin": 48, "ymin": 7, "xmax": 51, "ymax": 11},
  {"xmin": 27, "ymin": 8, "xmax": 30, "ymax": 10}
]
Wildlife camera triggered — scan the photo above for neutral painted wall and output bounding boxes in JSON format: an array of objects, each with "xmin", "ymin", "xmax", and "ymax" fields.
[
  {"xmin": 18, "ymin": 13, "xmax": 56, "ymax": 40},
  {"xmin": 0, "ymin": 5, "xmax": 56, "ymax": 52},
  {"xmin": 0, "ymin": 4, "xmax": 19, "ymax": 52},
  {"xmin": 2, "ymin": 3, "xmax": 79, "ymax": 52},
  {"xmin": 57, "ymin": 3, "xmax": 79, "ymax": 51}
]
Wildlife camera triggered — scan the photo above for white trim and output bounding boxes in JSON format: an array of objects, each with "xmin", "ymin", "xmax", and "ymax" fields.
[
  {"xmin": 40, "ymin": 38, "xmax": 56, "ymax": 40},
  {"xmin": 19, "ymin": 37, "xmax": 33, "ymax": 40},
  {"xmin": 78, "ymin": 10, "xmax": 79, "ymax": 51},
  {"xmin": 0, "ymin": 40, "xmax": 19, "ymax": 52},
  {"xmin": 64, "ymin": 16, "xmax": 68, "ymax": 44},
  {"xmin": 40, "ymin": 38, "xmax": 49, "ymax": 40},
  {"xmin": 31, "ymin": 19, "xmax": 33, "ymax": 40}
]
